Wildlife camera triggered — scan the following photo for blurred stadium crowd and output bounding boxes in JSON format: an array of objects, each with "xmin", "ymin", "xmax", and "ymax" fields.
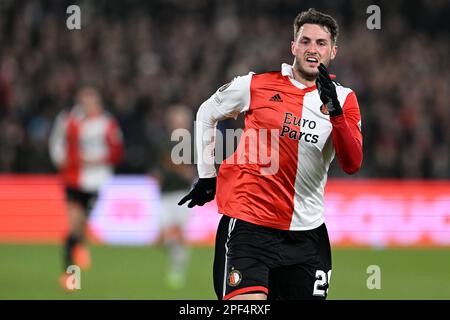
[{"xmin": 0, "ymin": 0, "xmax": 448, "ymax": 178}]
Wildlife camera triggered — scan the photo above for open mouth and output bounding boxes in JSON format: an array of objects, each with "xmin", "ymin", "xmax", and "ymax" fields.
[{"xmin": 305, "ymin": 56, "xmax": 319, "ymax": 64}]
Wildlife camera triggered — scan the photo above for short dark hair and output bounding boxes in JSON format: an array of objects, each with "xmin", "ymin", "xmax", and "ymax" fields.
[{"xmin": 293, "ymin": 8, "xmax": 339, "ymax": 44}]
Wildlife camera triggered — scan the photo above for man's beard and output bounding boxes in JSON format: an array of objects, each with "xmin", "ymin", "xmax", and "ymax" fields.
[
  {"xmin": 293, "ymin": 58, "xmax": 330, "ymax": 82},
  {"xmin": 293, "ymin": 59, "xmax": 318, "ymax": 81}
]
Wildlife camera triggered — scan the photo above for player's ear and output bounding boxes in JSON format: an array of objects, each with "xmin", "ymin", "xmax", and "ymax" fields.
[
  {"xmin": 330, "ymin": 44, "xmax": 338, "ymax": 60},
  {"xmin": 291, "ymin": 40, "xmax": 297, "ymax": 55}
]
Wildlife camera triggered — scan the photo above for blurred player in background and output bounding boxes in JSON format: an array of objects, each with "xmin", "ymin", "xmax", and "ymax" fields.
[
  {"xmin": 179, "ymin": 8, "xmax": 363, "ymax": 300},
  {"xmin": 156, "ymin": 104, "xmax": 196, "ymax": 289},
  {"xmin": 49, "ymin": 87, "xmax": 124, "ymax": 288}
]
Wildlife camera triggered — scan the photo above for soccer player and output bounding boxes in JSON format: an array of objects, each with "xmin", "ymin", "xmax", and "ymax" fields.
[
  {"xmin": 49, "ymin": 87, "xmax": 124, "ymax": 289},
  {"xmin": 178, "ymin": 8, "xmax": 362, "ymax": 300},
  {"xmin": 157, "ymin": 104, "xmax": 196, "ymax": 289}
]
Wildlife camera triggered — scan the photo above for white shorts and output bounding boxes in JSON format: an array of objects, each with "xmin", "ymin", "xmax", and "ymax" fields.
[{"xmin": 160, "ymin": 190, "xmax": 191, "ymax": 229}]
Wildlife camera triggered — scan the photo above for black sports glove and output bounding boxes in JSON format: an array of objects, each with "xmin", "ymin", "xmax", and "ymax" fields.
[
  {"xmin": 315, "ymin": 63, "xmax": 343, "ymax": 117},
  {"xmin": 178, "ymin": 177, "xmax": 216, "ymax": 208}
]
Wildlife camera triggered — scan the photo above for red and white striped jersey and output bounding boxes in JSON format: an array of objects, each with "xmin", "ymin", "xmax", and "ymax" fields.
[
  {"xmin": 196, "ymin": 64, "xmax": 362, "ymax": 230},
  {"xmin": 49, "ymin": 106, "xmax": 124, "ymax": 192}
]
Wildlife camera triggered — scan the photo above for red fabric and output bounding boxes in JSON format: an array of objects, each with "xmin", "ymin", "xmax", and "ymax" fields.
[
  {"xmin": 223, "ymin": 286, "xmax": 269, "ymax": 300},
  {"xmin": 217, "ymin": 72, "xmax": 305, "ymax": 230},
  {"xmin": 330, "ymin": 91, "xmax": 363, "ymax": 174},
  {"xmin": 104, "ymin": 119, "xmax": 124, "ymax": 165},
  {"xmin": 63, "ymin": 117, "xmax": 80, "ymax": 188}
]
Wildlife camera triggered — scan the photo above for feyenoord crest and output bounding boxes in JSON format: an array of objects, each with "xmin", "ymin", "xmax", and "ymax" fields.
[
  {"xmin": 320, "ymin": 104, "xmax": 329, "ymax": 115},
  {"xmin": 228, "ymin": 269, "xmax": 242, "ymax": 287}
]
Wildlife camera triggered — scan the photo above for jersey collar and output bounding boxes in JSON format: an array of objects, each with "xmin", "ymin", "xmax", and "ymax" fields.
[{"xmin": 281, "ymin": 63, "xmax": 307, "ymax": 90}]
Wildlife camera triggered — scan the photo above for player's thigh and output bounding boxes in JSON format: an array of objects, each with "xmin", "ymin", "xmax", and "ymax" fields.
[
  {"xmin": 268, "ymin": 263, "xmax": 331, "ymax": 300},
  {"xmin": 65, "ymin": 187, "xmax": 97, "ymax": 216},
  {"xmin": 213, "ymin": 215, "xmax": 230, "ymax": 299},
  {"xmin": 161, "ymin": 190, "xmax": 190, "ymax": 229},
  {"xmin": 269, "ymin": 224, "xmax": 332, "ymax": 300},
  {"xmin": 229, "ymin": 293, "xmax": 267, "ymax": 300},
  {"xmin": 213, "ymin": 217, "xmax": 273, "ymax": 300}
]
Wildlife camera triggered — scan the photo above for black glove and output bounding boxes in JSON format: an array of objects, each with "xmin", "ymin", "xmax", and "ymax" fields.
[
  {"xmin": 178, "ymin": 177, "xmax": 216, "ymax": 208},
  {"xmin": 316, "ymin": 63, "xmax": 343, "ymax": 117}
]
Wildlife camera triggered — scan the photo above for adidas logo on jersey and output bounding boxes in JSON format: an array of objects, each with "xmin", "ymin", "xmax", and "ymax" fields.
[{"xmin": 269, "ymin": 93, "xmax": 283, "ymax": 102}]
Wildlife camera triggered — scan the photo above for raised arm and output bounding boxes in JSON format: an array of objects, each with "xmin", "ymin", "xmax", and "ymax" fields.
[{"xmin": 316, "ymin": 63, "xmax": 362, "ymax": 174}]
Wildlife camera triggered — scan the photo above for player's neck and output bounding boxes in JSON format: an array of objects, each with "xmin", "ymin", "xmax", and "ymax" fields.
[{"xmin": 292, "ymin": 67, "xmax": 316, "ymax": 88}]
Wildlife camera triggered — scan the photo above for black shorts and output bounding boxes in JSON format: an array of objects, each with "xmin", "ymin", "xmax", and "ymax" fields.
[
  {"xmin": 65, "ymin": 187, "xmax": 98, "ymax": 214},
  {"xmin": 213, "ymin": 215, "xmax": 332, "ymax": 300}
]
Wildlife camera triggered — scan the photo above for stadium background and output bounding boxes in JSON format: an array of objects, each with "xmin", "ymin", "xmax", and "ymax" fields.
[{"xmin": 0, "ymin": 0, "xmax": 449, "ymax": 299}]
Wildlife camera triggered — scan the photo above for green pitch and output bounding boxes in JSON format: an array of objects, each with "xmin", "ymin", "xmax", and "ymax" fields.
[{"xmin": 0, "ymin": 244, "xmax": 449, "ymax": 299}]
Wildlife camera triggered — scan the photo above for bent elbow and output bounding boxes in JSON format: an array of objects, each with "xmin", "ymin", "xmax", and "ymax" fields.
[
  {"xmin": 342, "ymin": 159, "xmax": 362, "ymax": 175},
  {"xmin": 344, "ymin": 166, "xmax": 360, "ymax": 175}
]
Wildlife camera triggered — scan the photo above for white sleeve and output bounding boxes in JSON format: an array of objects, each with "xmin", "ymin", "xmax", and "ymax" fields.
[
  {"xmin": 48, "ymin": 111, "xmax": 67, "ymax": 168},
  {"xmin": 196, "ymin": 73, "xmax": 252, "ymax": 178}
]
